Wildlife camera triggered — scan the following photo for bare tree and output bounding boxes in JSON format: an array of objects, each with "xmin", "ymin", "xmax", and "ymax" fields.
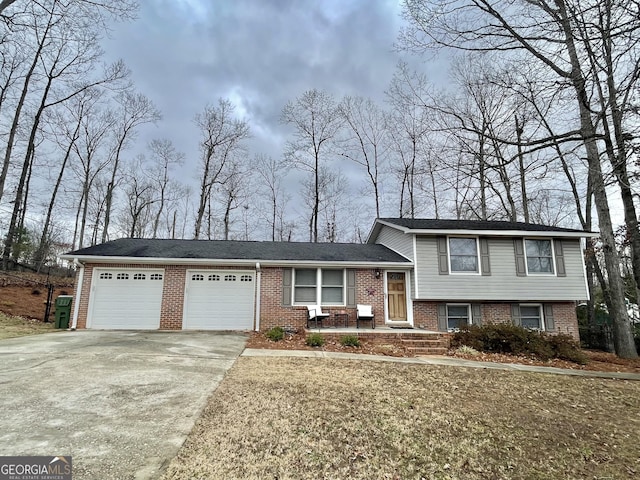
[
  {"xmin": 253, "ymin": 154, "xmax": 289, "ymax": 241},
  {"xmin": 146, "ymin": 138, "xmax": 184, "ymax": 238},
  {"xmin": 385, "ymin": 63, "xmax": 433, "ymax": 218},
  {"xmin": 71, "ymin": 97, "xmax": 115, "ymax": 249},
  {"xmin": 120, "ymin": 155, "xmax": 156, "ymax": 238},
  {"xmin": 101, "ymin": 91, "xmax": 161, "ymax": 242},
  {"xmin": 281, "ymin": 89, "xmax": 343, "ymax": 242},
  {"xmin": 33, "ymin": 92, "xmax": 91, "ymax": 270},
  {"xmin": 400, "ymin": 0, "xmax": 638, "ymax": 357},
  {"xmin": 338, "ymin": 95, "xmax": 389, "ymax": 218},
  {"xmin": 193, "ymin": 99, "xmax": 250, "ymax": 239}
]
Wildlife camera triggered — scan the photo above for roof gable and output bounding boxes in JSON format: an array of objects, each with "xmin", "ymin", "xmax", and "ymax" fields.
[{"xmin": 368, "ymin": 218, "xmax": 596, "ymax": 242}]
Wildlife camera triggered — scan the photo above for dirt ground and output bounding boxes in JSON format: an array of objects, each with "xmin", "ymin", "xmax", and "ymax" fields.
[
  {"xmin": 0, "ymin": 271, "xmax": 74, "ymax": 322},
  {"xmin": 246, "ymin": 330, "xmax": 640, "ymax": 374}
]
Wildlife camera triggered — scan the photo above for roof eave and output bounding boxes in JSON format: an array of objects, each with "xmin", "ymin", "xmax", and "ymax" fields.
[
  {"xmin": 405, "ymin": 228, "xmax": 597, "ymax": 238},
  {"xmin": 58, "ymin": 254, "xmax": 413, "ymax": 268}
]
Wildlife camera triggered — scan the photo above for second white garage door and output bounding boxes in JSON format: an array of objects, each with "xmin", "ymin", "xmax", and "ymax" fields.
[{"xmin": 183, "ymin": 270, "xmax": 256, "ymax": 330}]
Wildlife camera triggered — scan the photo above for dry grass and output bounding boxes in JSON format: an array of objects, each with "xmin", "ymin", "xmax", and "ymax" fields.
[
  {"xmin": 0, "ymin": 312, "xmax": 55, "ymax": 340},
  {"xmin": 162, "ymin": 357, "xmax": 640, "ymax": 480}
]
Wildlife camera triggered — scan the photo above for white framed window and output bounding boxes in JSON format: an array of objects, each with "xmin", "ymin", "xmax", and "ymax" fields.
[
  {"xmin": 133, "ymin": 273, "xmax": 146, "ymax": 280},
  {"xmin": 293, "ymin": 268, "xmax": 345, "ymax": 305},
  {"xmin": 99, "ymin": 272, "xmax": 112, "ymax": 280},
  {"xmin": 448, "ymin": 237, "xmax": 479, "ymax": 273},
  {"xmin": 192, "ymin": 274, "xmax": 204, "ymax": 281},
  {"xmin": 150, "ymin": 273, "xmax": 163, "ymax": 280},
  {"xmin": 520, "ymin": 304, "xmax": 544, "ymax": 330},
  {"xmin": 240, "ymin": 274, "xmax": 253, "ymax": 282},
  {"xmin": 116, "ymin": 273, "xmax": 129, "ymax": 280},
  {"xmin": 208, "ymin": 274, "xmax": 220, "ymax": 281},
  {"xmin": 446, "ymin": 304, "xmax": 471, "ymax": 331},
  {"xmin": 524, "ymin": 239, "xmax": 554, "ymax": 274},
  {"xmin": 224, "ymin": 274, "xmax": 236, "ymax": 282}
]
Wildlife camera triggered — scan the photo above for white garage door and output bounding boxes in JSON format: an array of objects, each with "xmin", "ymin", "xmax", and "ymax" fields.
[
  {"xmin": 183, "ymin": 270, "xmax": 255, "ymax": 330},
  {"xmin": 88, "ymin": 269, "xmax": 164, "ymax": 329}
]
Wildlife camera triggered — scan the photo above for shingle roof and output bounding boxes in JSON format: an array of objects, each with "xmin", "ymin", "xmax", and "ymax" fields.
[
  {"xmin": 378, "ymin": 218, "xmax": 593, "ymax": 234},
  {"xmin": 63, "ymin": 238, "xmax": 411, "ymax": 263}
]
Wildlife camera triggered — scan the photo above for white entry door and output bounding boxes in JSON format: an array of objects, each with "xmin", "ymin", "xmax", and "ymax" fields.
[
  {"xmin": 183, "ymin": 270, "xmax": 255, "ymax": 330},
  {"xmin": 89, "ymin": 269, "xmax": 164, "ymax": 329}
]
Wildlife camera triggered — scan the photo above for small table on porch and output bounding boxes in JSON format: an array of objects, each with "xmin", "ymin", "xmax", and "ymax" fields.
[{"xmin": 333, "ymin": 310, "xmax": 349, "ymax": 328}]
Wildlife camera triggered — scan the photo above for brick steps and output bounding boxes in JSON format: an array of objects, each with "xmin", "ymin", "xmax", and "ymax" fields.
[{"xmin": 400, "ymin": 335, "xmax": 450, "ymax": 356}]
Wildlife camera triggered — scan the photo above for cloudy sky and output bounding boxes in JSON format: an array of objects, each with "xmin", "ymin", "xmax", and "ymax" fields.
[{"xmin": 100, "ymin": 0, "xmax": 444, "ymax": 190}]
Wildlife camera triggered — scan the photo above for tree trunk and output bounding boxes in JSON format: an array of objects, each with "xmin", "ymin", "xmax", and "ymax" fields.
[
  {"xmin": 101, "ymin": 138, "xmax": 125, "ymax": 243},
  {"xmin": 515, "ymin": 115, "xmax": 529, "ymax": 222},
  {"xmin": 0, "ymin": 11, "xmax": 53, "ymax": 204},
  {"xmin": 557, "ymin": 0, "xmax": 637, "ymax": 357}
]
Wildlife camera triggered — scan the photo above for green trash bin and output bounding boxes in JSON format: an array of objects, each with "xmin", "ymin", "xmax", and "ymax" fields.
[{"xmin": 54, "ymin": 295, "xmax": 73, "ymax": 329}]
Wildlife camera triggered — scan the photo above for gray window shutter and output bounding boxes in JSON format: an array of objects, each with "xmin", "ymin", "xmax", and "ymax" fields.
[
  {"xmin": 511, "ymin": 304, "xmax": 522, "ymax": 326},
  {"xmin": 346, "ymin": 269, "xmax": 356, "ymax": 308},
  {"xmin": 471, "ymin": 303, "xmax": 482, "ymax": 326},
  {"xmin": 513, "ymin": 239, "xmax": 526, "ymax": 276},
  {"xmin": 554, "ymin": 240, "xmax": 566, "ymax": 277},
  {"xmin": 437, "ymin": 237, "xmax": 449, "ymax": 275},
  {"xmin": 543, "ymin": 304, "xmax": 555, "ymax": 332},
  {"xmin": 282, "ymin": 268, "xmax": 292, "ymax": 306},
  {"xmin": 437, "ymin": 303, "xmax": 447, "ymax": 331},
  {"xmin": 479, "ymin": 238, "xmax": 491, "ymax": 276}
]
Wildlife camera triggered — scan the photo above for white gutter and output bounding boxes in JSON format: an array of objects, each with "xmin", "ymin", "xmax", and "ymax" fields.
[
  {"xmin": 71, "ymin": 259, "xmax": 84, "ymax": 330},
  {"xmin": 255, "ymin": 262, "xmax": 261, "ymax": 331},
  {"xmin": 57, "ymin": 255, "xmax": 412, "ymax": 268}
]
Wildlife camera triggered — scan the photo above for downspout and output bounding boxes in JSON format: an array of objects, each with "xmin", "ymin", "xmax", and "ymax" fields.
[
  {"xmin": 255, "ymin": 262, "xmax": 261, "ymax": 331},
  {"xmin": 71, "ymin": 258, "xmax": 84, "ymax": 330}
]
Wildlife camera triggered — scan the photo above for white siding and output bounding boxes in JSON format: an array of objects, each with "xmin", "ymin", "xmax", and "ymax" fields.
[
  {"xmin": 415, "ymin": 236, "xmax": 588, "ymax": 300},
  {"xmin": 374, "ymin": 225, "xmax": 413, "ymax": 260}
]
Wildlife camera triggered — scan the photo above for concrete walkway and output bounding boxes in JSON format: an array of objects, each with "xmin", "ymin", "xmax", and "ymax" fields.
[{"xmin": 242, "ymin": 348, "xmax": 640, "ymax": 381}]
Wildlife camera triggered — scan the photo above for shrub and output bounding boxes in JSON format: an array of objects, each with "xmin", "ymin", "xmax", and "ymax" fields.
[
  {"xmin": 455, "ymin": 345, "xmax": 480, "ymax": 357},
  {"xmin": 306, "ymin": 333, "xmax": 325, "ymax": 347},
  {"xmin": 265, "ymin": 326, "xmax": 284, "ymax": 342},
  {"xmin": 546, "ymin": 333, "xmax": 588, "ymax": 364},
  {"xmin": 452, "ymin": 323, "xmax": 587, "ymax": 364},
  {"xmin": 339, "ymin": 335, "xmax": 361, "ymax": 347}
]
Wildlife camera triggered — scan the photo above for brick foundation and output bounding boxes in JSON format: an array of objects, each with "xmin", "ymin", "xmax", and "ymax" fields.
[{"xmin": 412, "ymin": 301, "xmax": 579, "ymax": 340}]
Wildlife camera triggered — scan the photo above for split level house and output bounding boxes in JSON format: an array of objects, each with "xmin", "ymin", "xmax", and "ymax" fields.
[{"xmin": 59, "ymin": 218, "xmax": 596, "ymax": 339}]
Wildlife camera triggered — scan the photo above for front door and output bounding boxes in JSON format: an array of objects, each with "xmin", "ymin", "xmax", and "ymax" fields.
[{"xmin": 387, "ymin": 272, "xmax": 407, "ymax": 321}]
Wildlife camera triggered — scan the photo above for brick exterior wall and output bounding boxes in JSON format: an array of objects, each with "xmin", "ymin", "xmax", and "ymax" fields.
[
  {"xmin": 159, "ymin": 265, "xmax": 186, "ymax": 330},
  {"xmin": 412, "ymin": 301, "xmax": 579, "ymax": 340},
  {"xmin": 71, "ymin": 262, "xmax": 578, "ymax": 339},
  {"xmin": 258, "ymin": 267, "xmax": 385, "ymax": 331}
]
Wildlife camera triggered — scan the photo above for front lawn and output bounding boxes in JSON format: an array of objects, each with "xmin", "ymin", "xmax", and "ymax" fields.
[
  {"xmin": 162, "ymin": 357, "xmax": 640, "ymax": 480},
  {"xmin": 0, "ymin": 312, "xmax": 55, "ymax": 340}
]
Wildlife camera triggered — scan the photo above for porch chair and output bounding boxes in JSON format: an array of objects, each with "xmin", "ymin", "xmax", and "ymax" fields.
[
  {"xmin": 356, "ymin": 304, "xmax": 375, "ymax": 329},
  {"xmin": 307, "ymin": 305, "xmax": 330, "ymax": 328}
]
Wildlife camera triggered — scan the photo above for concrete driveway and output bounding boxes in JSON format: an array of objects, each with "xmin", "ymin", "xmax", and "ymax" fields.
[{"xmin": 0, "ymin": 330, "xmax": 247, "ymax": 479}]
